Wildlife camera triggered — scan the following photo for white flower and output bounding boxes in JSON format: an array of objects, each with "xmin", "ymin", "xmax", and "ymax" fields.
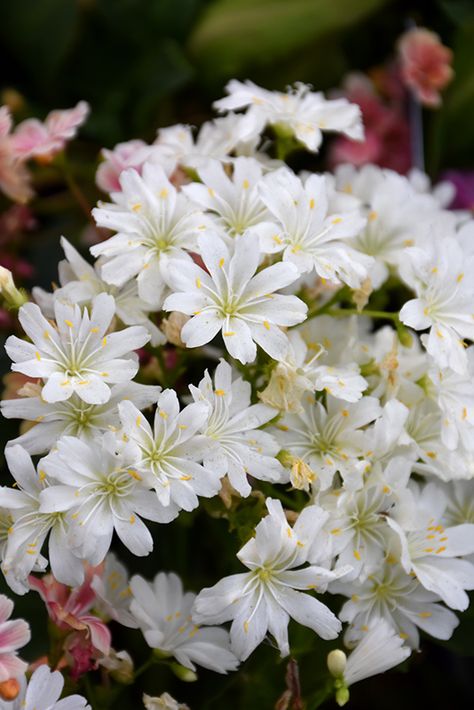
[
  {"xmin": 118, "ymin": 389, "xmax": 221, "ymax": 514},
  {"xmin": 343, "ymin": 619, "xmax": 410, "ymax": 685},
  {"xmin": 214, "ymin": 80, "xmax": 363, "ymax": 152},
  {"xmin": 1, "ymin": 382, "xmax": 160, "ymax": 455},
  {"xmin": 327, "ymin": 618, "xmax": 410, "ymax": 707},
  {"xmin": 274, "ymin": 395, "xmax": 381, "ymax": 490},
  {"xmin": 428, "ymin": 353, "xmax": 474, "ymax": 451},
  {"xmin": 259, "ymin": 330, "xmax": 367, "ymax": 413},
  {"xmin": 40, "ymin": 433, "xmax": 166, "ymax": 565},
  {"xmin": 143, "ymin": 693, "xmax": 189, "ymax": 710},
  {"xmin": 256, "ymin": 169, "xmax": 370, "ymax": 287},
  {"xmin": 334, "ymin": 164, "xmax": 442, "ymax": 287},
  {"xmin": 155, "ymin": 114, "xmax": 256, "ymax": 170},
  {"xmin": 163, "ymin": 232, "xmax": 306, "ymax": 364},
  {"xmin": 91, "ymin": 163, "xmax": 208, "ymax": 307},
  {"xmin": 400, "ymin": 238, "xmax": 474, "ymax": 374},
  {"xmin": 337, "ymin": 561, "xmax": 459, "ymax": 649},
  {"xmin": 5, "ymin": 293, "xmax": 149, "ymax": 404},
  {"xmin": 182, "ymin": 157, "xmax": 269, "ymax": 241},
  {"xmin": 0, "ymin": 664, "xmax": 90, "ymax": 710},
  {"xmin": 193, "ymin": 498, "xmax": 347, "ymax": 661},
  {"xmin": 34, "ymin": 237, "xmax": 165, "ymax": 346},
  {"xmin": 188, "ymin": 359, "xmax": 286, "ymax": 496},
  {"xmin": 130, "ymin": 571, "xmax": 238, "ymax": 673},
  {"xmin": 0, "ymin": 445, "xmax": 79, "ymax": 594},
  {"xmin": 321, "ymin": 480, "xmax": 399, "ymax": 579},
  {"xmin": 91, "ymin": 553, "xmax": 137, "ymax": 628},
  {"xmin": 388, "ymin": 482, "xmax": 474, "ymax": 611}
]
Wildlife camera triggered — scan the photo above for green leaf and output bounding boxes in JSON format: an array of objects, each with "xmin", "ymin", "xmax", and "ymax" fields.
[
  {"xmin": 0, "ymin": 0, "xmax": 78, "ymax": 83},
  {"xmin": 189, "ymin": 0, "xmax": 390, "ymax": 80}
]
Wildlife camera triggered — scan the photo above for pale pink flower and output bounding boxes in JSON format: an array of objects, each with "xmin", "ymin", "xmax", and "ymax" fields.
[
  {"xmin": 0, "ymin": 594, "xmax": 31, "ymax": 682},
  {"xmin": 398, "ymin": 28, "xmax": 453, "ymax": 107},
  {"xmin": 11, "ymin": 101, "xmax": 90, "ymax": 161},
  {"xmin": 0, "ymin": 107, "xmax": 32, "ymax": 203},
  {"xmin": 96, "ymin": 139, "xmax": 156, "ymax": 193}
]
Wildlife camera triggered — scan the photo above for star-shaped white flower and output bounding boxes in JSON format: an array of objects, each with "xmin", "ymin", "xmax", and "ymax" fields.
[
  {"xmin": 163, "ymin": 232, "xmax": 306, "ymax": 364},
  {"xmin": 400, "ymin": 238, "xmax": 474, "ymax": 374},
  {"xmin": 130, "ymin": 571, "xmax": 239, "ymax": 674},
  {"xmin": 40, "ymin": 433, "xmax": 167, "ymax": 565},
  {"xmin": 5, "ymin": 293, "xmax": 149, "ymax": 405},
  {"xmin": 182, "ymin": 157, "xmax": 270, "ymax": 241},
  {"xmin": 214, "ymin": 80, "xmax": 363, "ymax": 152},
  {"xmin": 91, "ymin": 163, "xmax": 209, "ymax": 307},
  {"xmin": 119, "ymin": 389, "xmax": 221, "ymax": 514},
  {"xmin": 189, "ymin": 359, "xmax": 286, "ymax": 496},
  {"xmin": 193, "ymin": 498, "xmax": 348, "ymax": 661},
  {"xmin": 256, "ymin": 168, "xmax": 371, "ymax": 287}
]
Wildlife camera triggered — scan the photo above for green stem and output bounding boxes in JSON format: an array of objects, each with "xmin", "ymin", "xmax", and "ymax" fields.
[
  {"xmin": 326, "ymin": 307, "xmax": 399, "ymax": 322},
  {"xmin": 305, "ymin": 286, "xmax": 350, "ymax": 319},
  {"xmin": 134, "ymin": 658, "xmax": 156, "ymax": 679},
  {"xmin": 55, "ymin": 153, "xmax": 94, "ymax": 223}
]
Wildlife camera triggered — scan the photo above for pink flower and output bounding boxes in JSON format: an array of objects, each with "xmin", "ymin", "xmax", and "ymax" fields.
[
  {"xmin": 0, "ymin": 107, "xmax": 33, "ymax": 203},
  {"xmin": 29, "ymin": 566, "xmax": 111, "ymax": 679},
  {"xmin": 398, "ymin": 28, "xmax": 453, "ymax": 107},
  {"xmin": 95, "ymin": 139, "xmax": 155, "ymax": 192},
  {"xmin": 329, "ymin": 73, "xmax": 410, "ymax": 173},
  {"xmin": 0, "ymin": 594, "xmax": 31, "ymax": 682},
  {"xmin": 11, "ymin": 101, "xmax": 90, "ymax": 161}
]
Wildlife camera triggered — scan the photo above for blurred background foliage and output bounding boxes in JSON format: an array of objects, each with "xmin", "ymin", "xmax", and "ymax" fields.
[{"xmin": 1, "ymin": 0, "xmax": 474, "ymax": 708}]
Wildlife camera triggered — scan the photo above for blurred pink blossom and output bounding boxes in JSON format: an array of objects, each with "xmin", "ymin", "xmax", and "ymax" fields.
[
  {"xmin": 96, "ymin": 139, "xmax": 155, "ymax": 192},
  {"xmin": 11, "ymin": 101, "xmax": 90, "ymax": 161},
  {"xmin": 329, "ymin": 73, "xmax": 410, "ymax": 173},
  {"xmin": 398, "ymin": 28, "xmax": 453, "ymax": 107},
  {"xmin": 0, "ymin": 101, "xmax": 89, "ymax": 202}
]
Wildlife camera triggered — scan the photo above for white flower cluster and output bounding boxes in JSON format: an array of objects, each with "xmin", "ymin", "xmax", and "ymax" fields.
[{"xmin": 2, "ymin": 79, "xmax": 474, "ymax": 701}]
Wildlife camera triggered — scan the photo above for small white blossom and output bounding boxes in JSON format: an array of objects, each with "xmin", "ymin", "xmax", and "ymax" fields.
[
  {"xmin": 130, "ymin": 572, "xmax": 238, "ymax": 673},
  {"xmin": 163, "ymin": 232, "xmax": 306, "ymax": 364},
  {"xmin": 337, "ymin": 561, "xmax": 459, "ymax": 649},
  {"xmin": 0, "ymin": 665, "xmax": 90, "ymax": 710},
  {"xmin": 256, "ymin": 169, "xmax": 370, "ymax": 287},
  {"xmin": 0, "ymin": 445, "xmax": 79, "ymax": 594},
  {"xmin": 214, "ymin": 80, "xmax": 363, "ymax": 152},
  {"xmin": 1, "ymin": 382, "xmax": 160, "ymax": 455},
  {"xmin": 5, "ymin": 293, "xmax": 149, "ymax": 404},
  {"xmin": 189, "ymin": 359, "xmax": 286, "ymax": 496},
  {"xmin": 91, "ymin": 163, "xmax": 208, "ymax": 307},
  {"xmin": 119, "ymin": 389, "xmax": 221, "ymax": 515},
  {"xmin": 400, "ymin": 238, "xmax": 474, "ymax": 374},
  {"xmin": 193, "ymin": 498, "xmax": 348, "ymax": 661},
  {"xmin": 40, "ymin": 433, "xmax": 166, "ymax": 565}
]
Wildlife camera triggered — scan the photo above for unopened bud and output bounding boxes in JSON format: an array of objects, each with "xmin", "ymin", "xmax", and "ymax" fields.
[
  {"xmin": 100, "ymin": 649, "xmax": 134, "ymax": 684},
  {"xmin": 0, "ymin": 267, "xmax": 28, "ymax": 309},
  {"xmin": 335, "ymin": 684, "xmax": 350, "ymax": 707},
  {"xmin": 160, "ymin": 312, "xmax": 189, "ymax": 347},
  {"xmin": 352, "ymin": 278, "xmax": 373, "ymax": 312},
  {"xmin": 327, "ymin": 649, "xmax": 347, "ymax": 678},
  {"xmin": 170, "ymin": 662, "xmax": 197, "ymax": 682}
]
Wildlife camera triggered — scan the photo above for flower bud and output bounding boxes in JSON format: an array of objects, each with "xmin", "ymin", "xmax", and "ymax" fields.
[
  {"xmin": 327, "ymin": 649, "xmax": 347, "ymax": 678},
  {"xmin": 170, "ymin": 662, "xmax": 197, "ymax": 682},
  {"xmin": 0, "ymin": 267, "xmax": 28, "ymax": 309},
  {"xmin": 160, "ymin": 312, "xmax": 189, "ymax": 347},
  {"xmin": 335, "ymin": 684, "xmax": 350, "ymax": 707}
]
